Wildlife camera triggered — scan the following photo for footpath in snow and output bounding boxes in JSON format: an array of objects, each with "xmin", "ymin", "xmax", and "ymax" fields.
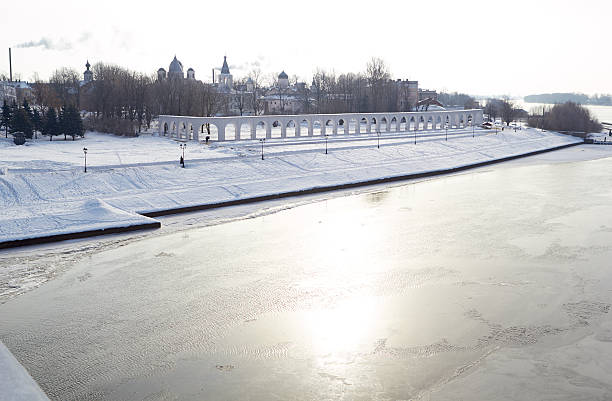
[{"xmin": 0, "ymin": 127, "xmax": 582, "ymax": 247}]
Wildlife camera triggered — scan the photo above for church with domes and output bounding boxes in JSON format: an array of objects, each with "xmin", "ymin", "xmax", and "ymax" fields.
[{"xmin": 157, "ymin": 56, "xmax": 196, "ymax": 81}]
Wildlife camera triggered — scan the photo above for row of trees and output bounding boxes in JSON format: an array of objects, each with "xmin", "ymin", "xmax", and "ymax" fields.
[
  {"xmin": 21, "ymin": 57, "xmax": 479, "ymax": 137},
  {"xmin": 524, "ymin": 93, "xmax": 612, "ymax": 106},
  {"xmin": 31, "ymin": 63, "xmax": 232, "ymax": 135},
  {"xmin": 1, "ymin": 100, "xmax": 83, "ymax": 144},
  {"xmin": 437, "ymin": 92, "xmax": 479, "ymax": 109},
  {"xmin": 483, "ymin": 98, "xmax": 527, "ymax": 126},
  {"xmin": 527, "ymin": 102, "xmax": 602, "ymax": 134}
]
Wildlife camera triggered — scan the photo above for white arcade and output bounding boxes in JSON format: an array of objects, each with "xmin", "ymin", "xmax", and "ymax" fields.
[{"xmin": 158, "ymin": 109, "xmax": 484, "ymax": 142}]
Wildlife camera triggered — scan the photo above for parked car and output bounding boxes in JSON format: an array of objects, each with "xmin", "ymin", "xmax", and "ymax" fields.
[{"xmin": 481, "ymin": 122, "xmax": 493, "ymax": 129}]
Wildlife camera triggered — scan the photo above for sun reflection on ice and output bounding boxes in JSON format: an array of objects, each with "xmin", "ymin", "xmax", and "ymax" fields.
[{"xmin": 301, "ymin": 296, "xmax": 379, "ymax": 355}]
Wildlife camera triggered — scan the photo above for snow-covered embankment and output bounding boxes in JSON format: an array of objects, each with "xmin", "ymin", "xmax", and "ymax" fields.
[{"xmin": 0, "ymin": 128, "xmax": 583, "ymax": 247}]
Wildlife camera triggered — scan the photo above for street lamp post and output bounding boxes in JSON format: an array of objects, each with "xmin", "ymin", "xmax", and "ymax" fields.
[
  {"xmin": 83, "ymin": 147, "xmax": 87, "ymax": 173},
  {"xmin": 259, "ymin": 138, "xmax": 265, "ymax": 160},
  {"xmin": 445, "ymin": 124, "xmax": 448, "ymax": 141},
  {"xmin": 377, "ymin": 130, "xmax": 380, "ymax": 149},
  {"xmin": 414, "ymin": 125, "xmax": 417, "ymax": 145},
  {"xmin": 325, "ymin": 134, "xmax": 328, "ymax": 154},
  {"xmin": 472, "ymin": 121, "xmax": 475, "ymax": 138},
  {"xmin": 179, "ymin": 143, "xmax": 186, "ymax": 167}
]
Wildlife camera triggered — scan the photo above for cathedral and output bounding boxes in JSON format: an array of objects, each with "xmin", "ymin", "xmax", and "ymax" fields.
[
  {"xmin": 216, "ymin": 56, "xmax": 233, "ymax": 92},
  {"xmin": 157, "ymin": 56, "xmax": 196, "ymax": 81}
]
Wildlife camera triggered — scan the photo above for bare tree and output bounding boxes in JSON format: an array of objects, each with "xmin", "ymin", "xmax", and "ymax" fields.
[
  {"xmin": 484, "ymin": 98, "xmax": 499, "ymax": 122},
  {"xmin": 49, "ymin": 67, "xmax": 81, "ymax": 107},
  {"xmin": 365, "ymin": 57, "xmax": 391, "ymax": 112},
  {"xmin": 233, "ymin": 77, "xmax": 248, "ymax": 116},
  {"xmin": 247, "ymin": 68, "xmax": 265, "ymax": 115},
  {"xmin": 500, "ymin": 97, "xmax": 516, "ymax": 126}
]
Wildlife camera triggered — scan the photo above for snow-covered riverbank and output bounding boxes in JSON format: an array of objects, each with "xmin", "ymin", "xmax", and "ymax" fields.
[{"xmin": 0, "ymin": 128, "xmax": 581, "ymax": 246}]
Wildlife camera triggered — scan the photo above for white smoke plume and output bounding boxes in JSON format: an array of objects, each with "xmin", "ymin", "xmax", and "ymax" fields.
[{"xmin": 15, "ymin": 33, "xmax": 91, "ymax": 51}]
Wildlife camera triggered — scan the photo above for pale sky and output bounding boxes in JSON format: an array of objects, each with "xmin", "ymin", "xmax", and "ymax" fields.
[{"xmin": 1, "ymin": 0, "xmax": 610, "ymax": 97}]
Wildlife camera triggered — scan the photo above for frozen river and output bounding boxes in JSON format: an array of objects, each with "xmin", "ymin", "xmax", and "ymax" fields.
[{"xmin": 2, "ymin": 147, "xmax": 612, "ymax": 400}]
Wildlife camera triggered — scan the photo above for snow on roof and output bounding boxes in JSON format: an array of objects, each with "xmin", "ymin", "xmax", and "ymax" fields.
[{"xmin": 0, "ymin": 81, "xmax": 31, "ymax": 89}]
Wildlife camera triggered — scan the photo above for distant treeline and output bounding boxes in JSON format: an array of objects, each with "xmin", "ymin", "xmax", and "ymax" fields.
[{"xmin": 524, "ymin": 93, "xmax": 612, "ymax": 105}]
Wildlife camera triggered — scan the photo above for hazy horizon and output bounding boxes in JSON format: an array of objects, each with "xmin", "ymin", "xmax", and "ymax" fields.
[{"xmin": 1, "ymin": 0, "xmax": 610, "ymax": 97}]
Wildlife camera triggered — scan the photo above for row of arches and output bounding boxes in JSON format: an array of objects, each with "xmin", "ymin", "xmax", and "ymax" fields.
[{"xmin": 159, "ymin": 110, "xmax": 483, "ymax": 142}]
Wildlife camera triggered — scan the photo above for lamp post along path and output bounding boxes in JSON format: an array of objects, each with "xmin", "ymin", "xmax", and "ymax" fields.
[
  {"xmin": 179, "ymin": 143, "xmax": 186, "ymax": 167},
  {"xmin": 83, "ymin": 147, "xmax": 87, "ymax": 173},
  {"xmin": 259, "ymin": 138, "xmax": 265, "ymax": 160}
]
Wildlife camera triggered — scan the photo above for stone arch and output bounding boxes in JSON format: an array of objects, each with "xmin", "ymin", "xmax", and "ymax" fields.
[
  {"xmin": 286, "ymin": 120, "xmax": 297, "ymax": 137},
  {"xmin": 300, "ymin": 119, "xmax": 310, "ymax": 136},
  {"xmin": 313, "ymin": 120, "xmax": 323, "ymax": 135},
  {"xmin": 427, "ymin": 115, "xmax": 434, "ymax": 130},
  {"xmin": 399, "ymin": 117, "xmax": 407, "ymax": 131},
  {"xmin": 379, "ymin": 117, "xmax": 387, "ymax": 132},
  {"xmin": 271, "ymin": 120, "xmax": 282, "ymax": 138},
  {"xmin": 337, "ymin": 118, "xmax": 345, "ymax": 134},
  {"xmin": 436, "ymin": 116, "xmax": 442, "ymax": 130},
  {"xmin": 361, "ymin": 117, "xmax": 369, "ymax": 131},
  {"xmin": 349, "ymin": 118, "xmax": 358, "ymax": 134},
  {"xmin": 255, "ymin": 121, "xmax": 267, "ymax": 139},
  {"xmin": 240, "ymin": 122, "xmax": 251, "ymax": 139},
  {"xmin": 409, "ymin": 116, "xmax": 416, "ymax": 130},
  {"xmin": 163, "ymin": 122, "xmax": 169, "ymax": 136},
  {"xmin": 225, "ymin": 123, "xmax": 237, "ymax": 140},
  {"xmin": 325, "ymin": 119, "xmax": 335, "ymax": 135},
  {"xmin": 390, "ymin": 117, "xmax": 398, "ymax": 132},
  {"xmin": 200, "ymin": 122, "xmax": 219, "ymax": 141}
]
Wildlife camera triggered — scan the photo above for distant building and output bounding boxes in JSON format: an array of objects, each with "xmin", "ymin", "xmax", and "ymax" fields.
[
  {"xmin": 264, "ymin": 70, "xmax": 309, "ymax": 114},
  {"xmin": 0, "ymin": 81, "xmax": 33, "ymax": 104},
  {"xmin": 278, "ymin": 70, "xmax": 289, "ymax": 89},
  {"xmin": 395, "ymin": 79, "xmax": 418, "ymax": 111},
  {"xmin": 418, "ymin": 88, "xmax": 437, "ymax": 101},
  {"xmin": 216, "ymin": 56, "xmax": 233, "ymax": 92},
  {"xmin": 0, "ymin": 82, "xmax": 17, "ymax": 104},
  {"xmin": 157, "ymin": 56, "xmax": 196, "ymax": 82},
  {"xmin": 83, "ymin": 60, "xmax": 93, "ymax": 84}
]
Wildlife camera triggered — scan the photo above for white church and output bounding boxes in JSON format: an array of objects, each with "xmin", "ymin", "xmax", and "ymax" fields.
[
  {"xmin": 155, "ymin": 54, "xmax": 307, "ymax": 115},
  {"xmin": 157, "ymin": 56, "xmax": 197, "ymax": 81}
]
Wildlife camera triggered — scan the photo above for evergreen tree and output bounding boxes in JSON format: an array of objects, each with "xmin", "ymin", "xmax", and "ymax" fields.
[
  {"xmin": 58, "ymin": 105, "xmax": 85, "ymax": 140},
  {"xmin": 22, "ymin": 99, "xmax": 33, "ymax": 120},
  {"xmin": 1, "ymin": 100, "xmax": 11, "ymax": 138},
  {"xmin": 43, "ymin": 107, "xmax": 60, "ymax": 141},
  {"xmin": 59, "ymin": 105, "xmax": 68, "ymax": 140},
  {"xmin": 68, "ymin": 105, "xmax": 84, "ymax": 140},
  {"xmin": 31, "ymin": 108, "xmax": 42, "ymax": 139},
  {"xmin": 10, "ymin": 107, "xmax": 34, "ymax": 139}
]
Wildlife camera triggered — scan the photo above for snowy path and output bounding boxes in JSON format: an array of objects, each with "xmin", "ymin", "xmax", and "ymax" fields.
[{"xmin": 0, "ymin": 128, "xmax": 582, "ymax": 245}]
